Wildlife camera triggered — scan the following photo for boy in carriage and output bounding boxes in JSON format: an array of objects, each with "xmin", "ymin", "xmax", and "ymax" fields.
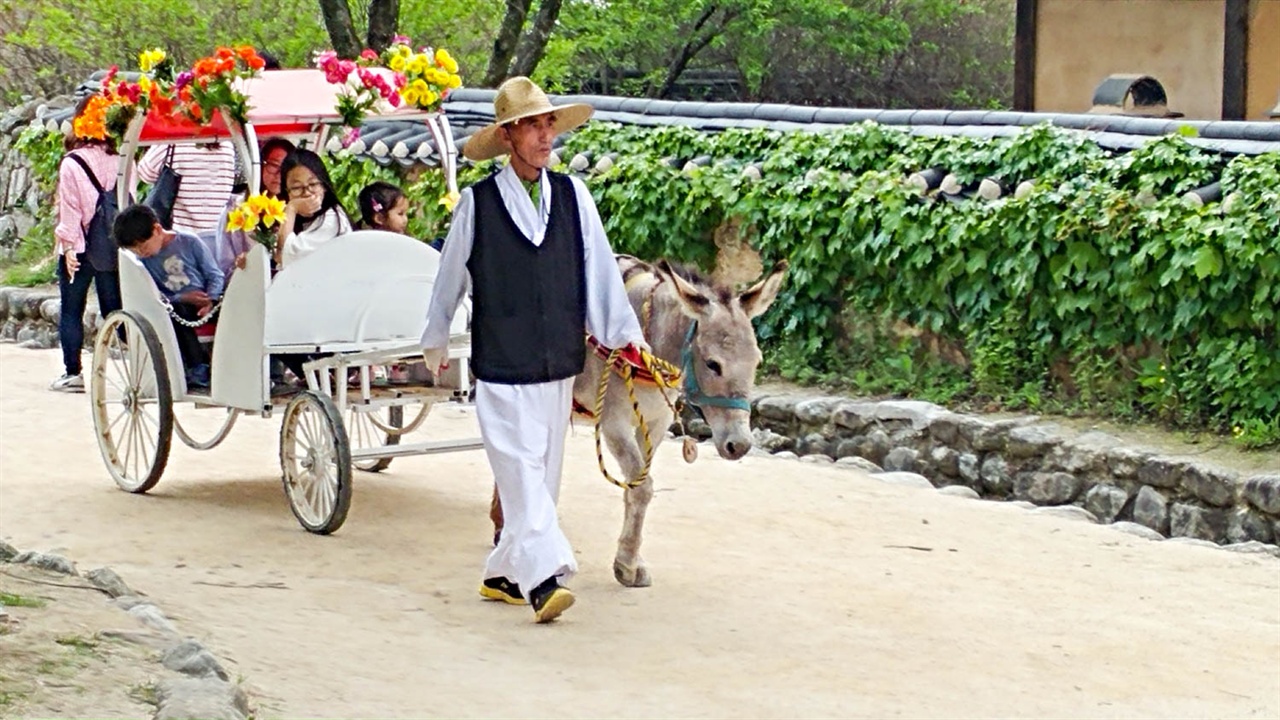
[{"xmin": 113, "ymin": 204, "xmax": 224, "ymax": 389}]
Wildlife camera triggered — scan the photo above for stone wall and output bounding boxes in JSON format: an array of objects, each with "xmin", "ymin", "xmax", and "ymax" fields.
[
  {"xmin": 0, "ymin": 285, "xmax": 103, "ymax": 350},
  {"xmin": 743, "ymin": 395, "xmax": 1279, "ymax": 547},
  {"xmin": 0, "ymin": 98, "xmax": 61, "ymax": 265}
]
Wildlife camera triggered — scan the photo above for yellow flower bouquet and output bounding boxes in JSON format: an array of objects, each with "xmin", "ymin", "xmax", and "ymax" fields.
[{"xmin": 226, "ymin": 193, "xmax": 287, "ymax": 251}]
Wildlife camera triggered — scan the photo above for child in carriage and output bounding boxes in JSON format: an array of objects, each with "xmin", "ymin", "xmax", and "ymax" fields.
[
  {"xmin": 113, "ymin": 204, "xmax": 224, "ymax": 389},
  {"xmin": 356, "ymin": 181, "xmax": 410, "ymax": 235},
  {"xmin": 275, "ymin": 149, "xmax": 351, "ymax": 267}
]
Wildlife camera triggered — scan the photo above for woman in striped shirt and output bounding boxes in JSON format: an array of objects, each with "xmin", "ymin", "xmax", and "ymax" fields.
[{"xmin": 137, "ymin": 141, "xmax": 236, "ymax": 235}]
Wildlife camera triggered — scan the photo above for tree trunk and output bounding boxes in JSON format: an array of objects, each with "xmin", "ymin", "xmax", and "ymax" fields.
[
  {"xmin": 319, "ymin": 0, "xmax": 362, "ymax": 58},
  {"xmin": 656, "ymin": 4, "xmax": 733, "ymax": 99},
  {"xmin": 365, "ymin": 0, "xmax": 400, "ymax": 53},
  {"xmin": 482, "ymin": 0, "xmax": 533, "ymax": 87},
  {"xmin": 509, "ymin": 0, "xmax": 564, "ymax": 79}
]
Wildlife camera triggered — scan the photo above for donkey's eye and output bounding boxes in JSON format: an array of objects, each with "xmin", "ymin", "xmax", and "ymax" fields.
[{"xmin": 705, "ymin": 359, "xmax": 722, "ymax": 376}]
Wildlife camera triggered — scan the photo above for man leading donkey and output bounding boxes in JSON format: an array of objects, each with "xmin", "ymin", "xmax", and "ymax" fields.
[{"xmin": 420, "ymin": 77, "xmax": 647, "ymax": 623}]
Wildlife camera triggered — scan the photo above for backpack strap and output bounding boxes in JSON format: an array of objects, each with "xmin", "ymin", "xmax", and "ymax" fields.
[{"xmin": 66, "ymin": 152, "xmax": 107, "ymax": 195}]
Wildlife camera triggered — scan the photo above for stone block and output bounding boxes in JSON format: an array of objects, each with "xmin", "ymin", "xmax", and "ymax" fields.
[
  {"xmin": 883, "ymin": 446, "xmax": 920, "ymax": 473},
  {"xmin": 1132, "ymin": 486, "xmax": 1169, "ymax": 535},
  {"xmin": 1136, "ymin": 458, "xmax": 1181, "ymax": 489},
  {"xmin": 957, "ymin": 453, "xmax": 981, "ymax": 485},
  {"xmin": 1242, "ymin": 474, "xmax": 1280, "ymax": 515},
  {"xmin": 1006, "ymin": 424, "xmax": 1064, "ymax": 459},
  {"xmin": 1014, "ymin": 471, "xmax": 1082, "ymax": 505},
  {"xmin": 796, "ymin": 433, "xmax": 832, "ymax": 457},
  {"xmin": 980, "ymin": 454, "xmax": 1012, "ymax": 495},
  {"xmin": 793, "ymin": 396, "xmax": 844, "ymax": 426},
  {"xmin": 1226, "ymin": 507, "xmax": 1274, "ymax": 544},
  {"xmin": 1178, "ymin": 463, "xmax": 1238, "ymax": 507},
  {"xmin": 1169, "ymin": 503, "xmax": 1228, "ymax": 543},
  {"xmin": 929, "ymin": 446, "xmax": 960, "ymax": 477},
  {"xmin": 1083, "ymin": 484, "xmax": 1130, "ymax": 523},
  {"xmin": 831, "ymin": 401, "xmax": 877, "ymax": 432},
  {"xmin": 1106, "ymin": 448, "xmax": 1150, "ymax": 479}
]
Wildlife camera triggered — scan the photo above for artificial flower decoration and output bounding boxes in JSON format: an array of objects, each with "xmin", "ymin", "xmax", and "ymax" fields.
[
  {"xmin": 226, "ymin": 192, "xmax": 287, "ymax": 251},
  {"xmin": 317, "ymin": 37, "xmax": 462, "ymax": 127},
  {"xmin": 182, "ymin": 45, "xmax": 265, "ymax": 127},
  {"xmin": 315, "ymin": 50, "xmax": 402, "ymax": 128}
]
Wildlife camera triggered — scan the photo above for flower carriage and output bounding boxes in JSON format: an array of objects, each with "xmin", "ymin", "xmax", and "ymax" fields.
[{"xmin": 90, "ymin": 46, "xmax": 477, "ymax": 534}]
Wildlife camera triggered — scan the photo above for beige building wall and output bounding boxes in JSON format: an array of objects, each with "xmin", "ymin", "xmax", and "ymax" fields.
[
  {"xmin": 1035, "ymin": 0, "xmax": 1226, "ymax": 120},
  {"xmin": 1247, "ymin": 0, "xmax": 1280, "ymax": 119}
]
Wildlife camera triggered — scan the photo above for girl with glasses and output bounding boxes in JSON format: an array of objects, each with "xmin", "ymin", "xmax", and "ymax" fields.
[{"xmin": 275, "ymin": 148, "xmax": 351, "ymax": 267}]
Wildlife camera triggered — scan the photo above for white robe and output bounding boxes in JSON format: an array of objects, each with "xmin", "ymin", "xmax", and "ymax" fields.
[{"xmin": 421, "ymin": 164, "xmax": 644, "ymax": 595}]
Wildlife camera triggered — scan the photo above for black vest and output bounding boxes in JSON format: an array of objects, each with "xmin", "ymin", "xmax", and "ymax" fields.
[{"xmin": 467, "ymin": 171, "xmax": 587, "ymax": 384}]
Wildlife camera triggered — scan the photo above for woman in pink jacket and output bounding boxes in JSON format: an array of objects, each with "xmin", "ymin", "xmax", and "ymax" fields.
[{"xmin": 50, "ymin": 96, "xmax": 133, "ymax": 392}]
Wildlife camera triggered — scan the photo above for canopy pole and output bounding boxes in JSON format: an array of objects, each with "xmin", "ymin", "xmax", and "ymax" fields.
[{"xmin": 117, "ymin": 112, "xmax": 146, "ymax": 209}]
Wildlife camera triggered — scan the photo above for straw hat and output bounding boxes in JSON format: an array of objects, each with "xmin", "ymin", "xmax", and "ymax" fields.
[{"xmin": 462, "ymin": 76, "xmax": 594, "ymax": 161}]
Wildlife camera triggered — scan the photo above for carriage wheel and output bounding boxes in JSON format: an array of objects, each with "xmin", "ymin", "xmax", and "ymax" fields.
[
  {"xmin": 348, "ymin": 405, "xmax": 402, "ymax": 473},
  {"xmin": 90, "ymin": 311, "xmax": 173, "ymax": 494},
  {"xmin": 280, "ymin": 390, "xmax": 352, "ymax": 534}
]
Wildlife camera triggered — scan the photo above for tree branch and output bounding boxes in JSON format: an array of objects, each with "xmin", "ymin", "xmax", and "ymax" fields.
[
  {"xmin": 366, "ymin": 0, "xmax": 401, "ymax": 53},
  {"xmin": 657, "ymin": 5, "xmax": 736, "ymax": 99},
  {"xmin": 510, "ymin": 0, "xmax": 564, "ymax": 79},
  {"xmin": 483, "ymin": 0, "xmax": 533, "ymax": 87},
  {"xmin": 318, "ymin": 0, "xmax": 362, "ymax": 59}
]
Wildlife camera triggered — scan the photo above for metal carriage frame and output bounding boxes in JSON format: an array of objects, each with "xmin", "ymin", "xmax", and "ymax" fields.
[{"xmin": 89, "ymin": 70, "xmax": 480, "ymax": 534}]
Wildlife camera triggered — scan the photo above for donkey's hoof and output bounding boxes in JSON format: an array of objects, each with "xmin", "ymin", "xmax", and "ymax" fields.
[{"xmin": 613, "ymin": 560, "xmax": 652, "ymax": 588}]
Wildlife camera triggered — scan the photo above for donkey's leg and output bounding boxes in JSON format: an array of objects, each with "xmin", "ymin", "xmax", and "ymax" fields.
[
  {"xmin": 489, "ymin": 484, "xmax": 504, "ymax": 546},
  {"xmin": 608, "ymin": 401, "xmax": 671, "ymax": 588}
]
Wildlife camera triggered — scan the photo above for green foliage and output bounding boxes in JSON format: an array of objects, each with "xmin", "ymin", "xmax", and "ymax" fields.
[
  {"xmin": 569, "ymin": 122, "xmax": 1280, "ymax": 448},
  {"xmin": 3, "ymin": 127, "xmax": 63, "ymax": 286}
]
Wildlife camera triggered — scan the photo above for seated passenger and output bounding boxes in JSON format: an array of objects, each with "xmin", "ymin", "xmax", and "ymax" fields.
[
  {"xmin": 114, "ymin": 204, "xmax": 224, "ymax": 389},
  {"xmin": 275, "ymin": 149, "xmax": 351, "ymax": 267},
  {"xmin": 219, "ymin": 137, "xmax": 297, "ymax": 276},
  {"xmin": 356, "ymin": 181, "xmax": 409, "ymax": 234}
]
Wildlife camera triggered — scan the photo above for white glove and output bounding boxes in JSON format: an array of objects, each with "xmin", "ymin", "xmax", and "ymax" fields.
[{"xmin": 421, "ymin": 347, "xmax": 449, "ymax": 376}]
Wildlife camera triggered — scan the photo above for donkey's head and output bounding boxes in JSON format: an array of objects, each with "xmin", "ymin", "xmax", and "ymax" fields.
[{"xmin": 654, "ymin": 259, "xmax": 788, "ymax": 461}]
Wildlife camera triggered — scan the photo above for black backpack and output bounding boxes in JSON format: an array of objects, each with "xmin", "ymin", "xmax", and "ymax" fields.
[{"xmin": 66, "ymin": 153, "xmax": 120, "ymax": 272}]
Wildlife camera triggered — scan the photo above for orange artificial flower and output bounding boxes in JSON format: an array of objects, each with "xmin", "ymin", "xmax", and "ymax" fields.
[
  {"xmin": 194, "ymin": 58, "xmax": 218, "ymax": 77},
  {"xmin": 215, "ymin": 46, "xmax": 234, "ymax": 61}
]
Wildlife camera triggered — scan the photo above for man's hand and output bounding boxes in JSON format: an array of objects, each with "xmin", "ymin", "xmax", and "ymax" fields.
[
  {"xmin": 630, "ymin": 339, "xmax": 652, "ymax": 355},
  {"xmin": 421, "ymin": 347, "xmax": 449, "ymax": 376}
]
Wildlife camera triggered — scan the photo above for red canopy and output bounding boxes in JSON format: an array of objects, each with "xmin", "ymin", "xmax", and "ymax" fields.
[{"xmin": 136, "ymin": 68, "xmax": 426, "ymax": 143}]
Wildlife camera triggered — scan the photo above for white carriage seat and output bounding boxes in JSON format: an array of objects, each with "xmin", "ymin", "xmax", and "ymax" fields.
[
  {"xmin": 116, "ymin": 248, "xmax": 192, "ymax": 400},
  {"xmin": 263, "ymin": 229, "xmax": 462, "ymax": 350}
]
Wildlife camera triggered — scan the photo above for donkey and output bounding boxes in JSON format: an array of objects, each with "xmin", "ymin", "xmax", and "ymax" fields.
[{"xmin": 489, "ymin": 254, "xmax": 788, "ymax": 587}]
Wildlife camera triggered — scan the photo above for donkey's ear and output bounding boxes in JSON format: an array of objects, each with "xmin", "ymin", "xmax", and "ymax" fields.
[
  {"xmin": 739, "ymin": 259, "xmax": 788, "ymax": 319},
  {"xmin": 655, "ymin": 259, "xmax": 711, "ymax": 317}
]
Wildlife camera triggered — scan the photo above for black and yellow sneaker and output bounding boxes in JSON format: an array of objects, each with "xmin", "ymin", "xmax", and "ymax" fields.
[
  {"xmin": 479, "ymin": 576, "xmax": 527, "ymax": 605},
  {"xmin": 529, "ymin": 577, "xmax": 575, "ymax": 623}
]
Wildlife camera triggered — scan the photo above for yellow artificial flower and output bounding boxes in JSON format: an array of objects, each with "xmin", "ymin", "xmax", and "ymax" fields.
[
  {"xmin": 246, "ymin": 193, "xmax": 270, "ymax": 214},
  {"xmin": 226, "ymin": 207, "xmax": 247, "ymax": 232},
  {"xmin": 435, "ymin": 48, "xmax": 458, "ymax": 74},
  {"xmin": 438, "ymin": 190, "xmax": 461, "ymax": 212},
  {"xmin": 407, "ymin": 53, "xmax": 430, "ymax": 76},
  {"xmin": 137, "ymin": 75, "xmax": 152, "ymax": 94},
  {"xmin": 397, "ymin": 45, "xmax": 412, "ymax": 59},
  {"xmin": 401, "ymin": 86, "xmax": 420, "ymax": 106},
  {"xmin": 409, "ymin": 79, "xmax": 429, "ymax": 95},
  {"xmin": 447, "ymin": 73, "xmax": 462, "ymax": 89},
  {"xmin": 389, "ymin": 54, "xmax": 407, "ymax": 73},
  {"xmin": 421, "ymin": 89, "xmax": 438, "ymax": 108},
  {"xmin": 262, "ymin": 196, "xmax": 286, "ymax": 226},
  {"xmin": 139, "ymin": 48, "xmax": 166, "ymax": 72}
]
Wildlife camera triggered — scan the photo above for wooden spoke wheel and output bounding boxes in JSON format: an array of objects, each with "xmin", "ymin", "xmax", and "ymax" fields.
[
  {"xmin": 347, "ymin": 405, "xmax": 403, "ymax": 473},
  {"xmin": 279, "ymin": 390, "xmax": 352, "ymax": 534},
  {"xmin": 90, "ymin": 311, "xmax": 173, "ymax": 494}
]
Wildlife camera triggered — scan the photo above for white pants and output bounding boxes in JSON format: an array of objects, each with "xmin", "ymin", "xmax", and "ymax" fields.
[{"xmin": 476, "ymin": 377, "xmax": 577, "ymax": 594}]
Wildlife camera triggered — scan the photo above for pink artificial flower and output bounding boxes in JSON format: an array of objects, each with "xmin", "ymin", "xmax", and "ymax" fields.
[
  {"xmin": 392, "ymin": 34, "xmax": 410, "ymax": 45},
  {"xmin": 393, "ymin": 73, "xmax": 407, "ymax": 89},
  {"xmin": 175, "ymin": 70, "xmax": 193, "ymax": 90},
  {"xmin": 341, "ymin": 126, "xmax": 361, "ymax": 147},
  {"xmin": 360, "ymin": 49, "xmax": 379, "ymax": 62}
]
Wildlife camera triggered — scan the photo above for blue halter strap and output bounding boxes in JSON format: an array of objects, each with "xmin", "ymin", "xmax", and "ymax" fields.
[{"xmin": 680, "ymin": 321, "xmax": 752, "ymax": 412}]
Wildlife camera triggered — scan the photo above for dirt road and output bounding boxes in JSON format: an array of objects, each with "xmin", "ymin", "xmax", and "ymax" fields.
[{"xmin": 1, "ymin": 345, "xmax": 1277, "ymax": 718}]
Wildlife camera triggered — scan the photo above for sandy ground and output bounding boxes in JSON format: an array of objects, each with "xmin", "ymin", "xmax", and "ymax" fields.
[{"xmin": 0, "ymin": 343, "xmax": 1278, "ymax": 719}]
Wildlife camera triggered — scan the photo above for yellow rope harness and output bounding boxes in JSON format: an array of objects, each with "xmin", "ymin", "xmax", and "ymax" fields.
[{"xmin": 589, "ymin": 273, "xmax": 685, "ymax": 490}]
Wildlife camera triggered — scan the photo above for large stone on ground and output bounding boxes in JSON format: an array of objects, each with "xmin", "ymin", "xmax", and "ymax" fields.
[
  {"xmin": 1006, "ymin": 424, "xmax": 1063, "ymax": 459},
  {"xmin": 1132, "ymin": 486, "xmax": 1169, "ymax": 535},
  {"xmin": 1136, "ymin": 458, "xmax": 1181, "ymax": 489},
  {"xmin": 1226, "ymin": 507, "xmax": 1274, "ymax": 544},
  {"xmin": 793, "ymin": 396, "xmax": 844, "ymax": 426},
  {"xmin": 1014, "ymin": 471, "xmax": 1082, "ymax": 505},
  {"xmin": 883, "ymin": 447, "xmax": 920, "ymax": 473},
  {"xmin": 957, "ymin": 453, "xmax": 980, "ymax": 485},
  {"xmin": 1242, "ymin": 474, "xmax": 1280, "ymax": 515},
  {"xmin": 979, "ymin": 454, "xmax": 1012, "ymax": 495},
  {"xmin": 1178, "ymin": 463, "xmax": 1238, "ymax": 507},
  {"xmin": 1169, "ymin": 503, "xmax": 1228, "ymax": 543},
  {"xmin": 1083, "ymin": 484, "xmax": 1130, "ymax": 523}
]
